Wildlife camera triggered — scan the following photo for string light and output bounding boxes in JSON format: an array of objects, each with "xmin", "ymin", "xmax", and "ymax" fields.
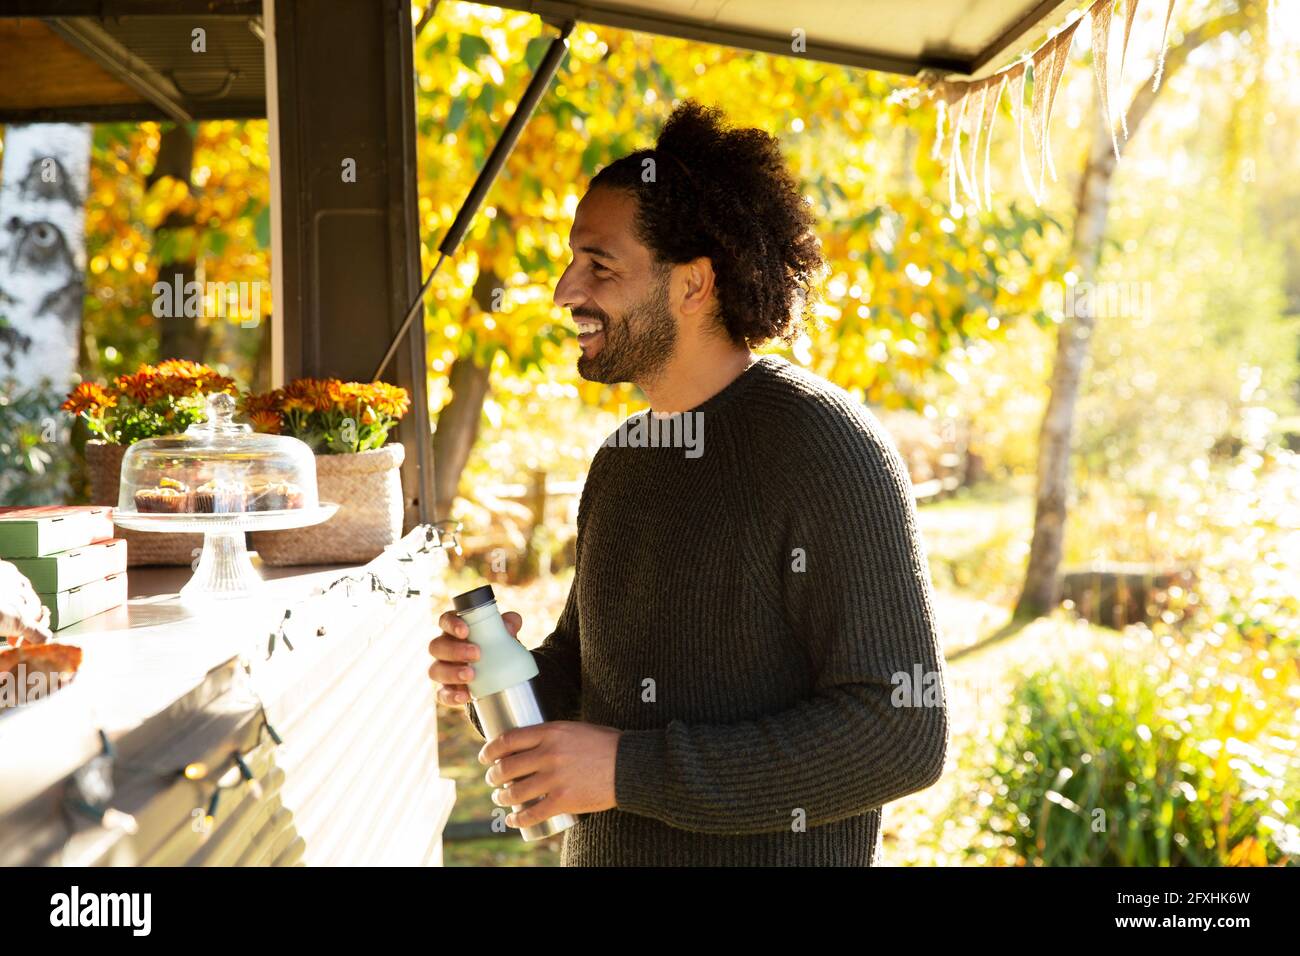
[
  {"xmin": 234, "ymin": 752, "xmax": 264, "ymax": 800},
  {"xmin": 261, "ymin": 521, "xmax": 444, "ymax": 661},
  {"xmin": 203, "ymin": 788, "xmax": 221, "ymax": 837}
]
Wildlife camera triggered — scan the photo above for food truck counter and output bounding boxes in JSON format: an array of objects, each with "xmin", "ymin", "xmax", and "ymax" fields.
[{"xmin": 0, "ymin": 527, "xmax": 457, "ymax": 866}]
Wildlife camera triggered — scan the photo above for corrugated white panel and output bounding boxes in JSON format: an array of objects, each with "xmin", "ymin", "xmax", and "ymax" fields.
[{"xmin": 3, "ymin": 536, "xmax": 458, "ymax": 866}]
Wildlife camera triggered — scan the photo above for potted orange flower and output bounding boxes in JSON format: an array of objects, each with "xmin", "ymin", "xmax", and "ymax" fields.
[
  {"xmin": 242, "ymin": 378, "xmax": 411, "ymax": 566},
  {"xmin": 62, "ymin": 360, "xmax": 236, "ymax": 566}
]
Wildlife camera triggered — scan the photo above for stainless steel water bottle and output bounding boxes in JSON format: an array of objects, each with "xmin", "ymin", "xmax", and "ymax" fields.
[{"xmin": 452, "ymin": 583, "xmax": 577, "ymax": 842}]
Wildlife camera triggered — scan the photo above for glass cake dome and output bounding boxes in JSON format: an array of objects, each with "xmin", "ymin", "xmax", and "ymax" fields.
[{"xmin": 118, "ymin": 392, "xmax": 319, "ymax": 515}]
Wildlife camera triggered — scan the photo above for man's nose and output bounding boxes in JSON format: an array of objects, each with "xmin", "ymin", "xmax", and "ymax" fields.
[{"xmin": 553, "ymin": 264, "xmax": 584, "ymax": 310}]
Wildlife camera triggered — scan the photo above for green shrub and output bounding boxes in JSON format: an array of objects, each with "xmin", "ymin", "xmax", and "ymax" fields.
[{"xmin": 958, "ymin": 631, "xmax": 1299, "ymax": 866}]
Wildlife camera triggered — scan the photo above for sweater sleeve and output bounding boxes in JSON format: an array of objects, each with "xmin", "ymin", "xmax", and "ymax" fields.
[{"xmin": 613, "ymin": 404, "xmax": 950, "ymax": 833}]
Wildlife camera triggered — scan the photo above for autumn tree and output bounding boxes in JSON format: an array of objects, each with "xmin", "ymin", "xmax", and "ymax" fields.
[{"xmin": 1015, "ymin": 0, "xmax": 1270, "ymax": 619}]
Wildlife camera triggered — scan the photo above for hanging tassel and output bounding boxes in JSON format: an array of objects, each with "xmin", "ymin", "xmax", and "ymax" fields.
[
  {"xmin": 966, "ymin": 79, "xmax": 990, "ymax": 210},
  {"xmin": 1091, "ymin": 0, "xmax": 1122, "ymax": 159},
  {"xmin": 1007, "ymin": 61, "xmax": 1037, "ymax": 202},
  {"xmin": 932, "ymin": 95, "xmax": 948, "ymax": 161},
  {"xmin": 935, "ymin": 81, "xmax": 966, "ymax": 206},
  {"xmin": 1153, "ymin": 0, "xmax": 1177, "ymax": 90},
  {"xmin": 1029, "ymin": 40, "xmax": 1055, "ymax": 197},
  {"xmin": 981, "ymin": 71, "xmax": 1008, "ymax": 208},
  {"xmin": 1118, "ymin": 0, "xmax": 1141, "ymax": 138},
  {"xmin": 949, "ymin": 84, "xmax": 976, "ymax": 210},
  {"xmin": 1042, "ymin": 19, "xmax": 1083, "ymax": 185}
]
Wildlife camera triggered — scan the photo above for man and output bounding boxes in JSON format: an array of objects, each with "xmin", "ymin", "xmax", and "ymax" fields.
[{"xmin": 428, "ymin": 100, "xmax": 948, "ymax": 866}]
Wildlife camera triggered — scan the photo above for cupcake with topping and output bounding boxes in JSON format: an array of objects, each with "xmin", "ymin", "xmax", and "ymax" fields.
[
  {"xmin": 134, "ymin": 476, "xmax": 192, "ymax": 512},
  {"xmin": 250, "ymin": 479, "xmax": 304, "ymax": 511},
  {"xmin": 195, "ymin": 478, "xmax": 248, "ymax": 513}
]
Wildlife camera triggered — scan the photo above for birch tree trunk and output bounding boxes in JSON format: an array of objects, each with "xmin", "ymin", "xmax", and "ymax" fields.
[
  {"xmin": 1014, "ymin": 105, "xmax": 1115, "ymax": 619},
  {"xmin": 0, "ymin": 123, "xmax": 92, "ymax": 391},
  {"xmin": 1013, "ymin": 7, "xmax": 1254, "ymax": 620}
]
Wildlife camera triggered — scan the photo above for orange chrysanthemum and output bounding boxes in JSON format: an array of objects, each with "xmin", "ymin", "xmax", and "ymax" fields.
[
  {"xmin": 248, "ymin": 409, "xmax": 282, "ymax": 434},
  {"xmin": 60, "ymin": 381, "xmax": 115, "ymax": 416}
]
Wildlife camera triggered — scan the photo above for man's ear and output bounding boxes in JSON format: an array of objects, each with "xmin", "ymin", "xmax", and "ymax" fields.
[{"xmin": 674, "ymin": 256, "xmax": 717, "ymax": 321}]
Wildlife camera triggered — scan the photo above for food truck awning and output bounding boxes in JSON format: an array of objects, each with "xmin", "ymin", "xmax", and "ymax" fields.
[
  {"xmin": 489, "ymin": 0, "xmax": 1077, "ymax": 78},
  {"xmin": 0, "ymin": 0, "xmax": 1077, "ymax": 124}
]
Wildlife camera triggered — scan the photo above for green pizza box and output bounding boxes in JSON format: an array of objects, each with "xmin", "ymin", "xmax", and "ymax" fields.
[
  {"xmin": 8, "ymin": 538, "xmax": 128, "ymax": 593},
  {"xmin": 0, "ymin": 506, "xmax": 115, "ymax": 559},
  {"xmin": 38, "ymin": 572, "xmax": 128, "ymax": 631}
]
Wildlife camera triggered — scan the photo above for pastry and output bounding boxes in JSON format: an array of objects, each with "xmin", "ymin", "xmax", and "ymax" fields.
[
  {"xmin": 133, "ymin": 477, "xmax": 192, "ymax": 512},
  {"xmin": 195, "ymin": 479, "xmax": 248, "ymax": 513},
  {"xmin": 251, "ymin": 480, "xmax": 304, "ymax": 511},
  {"xmin": 0, "ymin": 642, "xmax": 82, "ymax": 709}
]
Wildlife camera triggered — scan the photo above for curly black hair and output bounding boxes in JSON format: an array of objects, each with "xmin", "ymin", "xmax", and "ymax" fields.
[{"xmin": 589, "ymin": 100, "xmax": 825, "ymax": 347}]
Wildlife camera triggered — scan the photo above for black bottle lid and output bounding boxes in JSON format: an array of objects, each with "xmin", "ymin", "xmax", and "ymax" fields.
[{"xmin": 452, "ymin": 583, "xmax": 497, "ymax": 614}]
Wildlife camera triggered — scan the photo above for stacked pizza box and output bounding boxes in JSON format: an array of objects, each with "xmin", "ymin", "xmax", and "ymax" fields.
[{"xmin": 0, "ymin": 506, "xmax": 127, "ymax": 631}]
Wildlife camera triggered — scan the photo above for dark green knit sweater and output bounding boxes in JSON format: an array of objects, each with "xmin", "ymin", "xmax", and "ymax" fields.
[{"xmin": 464, "ymin": 354, "xmax": 949, "ymax": 866}]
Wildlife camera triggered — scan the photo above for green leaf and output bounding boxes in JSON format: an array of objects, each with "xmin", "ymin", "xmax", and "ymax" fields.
[
  {"xmin": 458, "ymin": 34, "xmax": 491, "ymax": 69},
  {"xmin": 446, "ymin": 95, "xmax": 468, "ymax": 133},
  {"xmin": 524, "ymin": 37, "xmax": 550, "ymax": 71},
  {"xmin": 153, "ymin": 230, "xmax": 177, "ymax": 264},
  {"xmin": 254, "ymin": 206, "xmax": 271, "ymax": 248},
  {"xmin": 581, "ymin": 140, "xmax": 604, "ymax": 176}
]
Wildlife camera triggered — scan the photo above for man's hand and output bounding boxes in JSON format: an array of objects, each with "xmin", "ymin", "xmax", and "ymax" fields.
[
  {"xmin": 0, "ymin": 560, "xmax": 52, "ymax": 645},
  {"xmin": 427, "ymin": 608, "xmax": 524, "ymax": 706},
  {"xmin": 481, "ymin": 721, "xmax": 621, "ymax": 829}
]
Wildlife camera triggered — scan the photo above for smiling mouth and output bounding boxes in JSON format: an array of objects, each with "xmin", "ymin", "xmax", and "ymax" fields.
[{"xmin": 575, "ymin": 320, "xmax": 605, "ymax": 351}]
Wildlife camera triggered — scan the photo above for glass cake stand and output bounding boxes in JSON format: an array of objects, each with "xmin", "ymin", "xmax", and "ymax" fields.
[{"xmin": 114, "ymin": 505, "xmax": 339, "ymax": 600}]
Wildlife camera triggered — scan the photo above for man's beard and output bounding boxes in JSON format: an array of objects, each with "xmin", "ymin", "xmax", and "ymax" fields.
[{"xmin": 576, "ymin": 272, "xmax": 676, "ymax": 385}]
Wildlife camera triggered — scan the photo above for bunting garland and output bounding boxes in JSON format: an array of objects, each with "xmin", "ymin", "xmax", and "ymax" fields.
[
  {"xmin": 1092, "ymin": 0, "xmax": 1120, "ymax": 158},
  {"xmin": 1153, "ymin": 0, "xmax": 1178, "ymax": 90},
  {"xmin": 967, "ymin": 80, "xmax": 989, "ymax": 210},
  {"xmin": 928, "ymin": 0, "xmax": 1178, "ymax": 208},
  {"xmin": 980, "ymin": 71, "xmax": 1008, "ymax": 209},
  {"xmin": 1007, "ymin": 63, "xmax": 1034, "ymax": 200},
  {"xmin": 1028, "ymin": 33, "xmax": 1057, "ymax": 197},
  {"xmin": 1118, "ymin": 0, "xmax": 1141, "ymax": 137},
  {"xmin": 1043, "ymin": 17, "xmax": 1082, "ymax": 184}
]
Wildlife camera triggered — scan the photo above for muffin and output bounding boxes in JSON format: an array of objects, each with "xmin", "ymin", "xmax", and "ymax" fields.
[
  {"xmin": 195, "ymin": 479, "xmax": 248, "ymax": 513},
  {"xmin": 134, "ymin": 477, "xmax": 192, "ymax": 512},
  {"xmin": 251, "ymin": 480, "xmax": 304, "ymax": 511}
]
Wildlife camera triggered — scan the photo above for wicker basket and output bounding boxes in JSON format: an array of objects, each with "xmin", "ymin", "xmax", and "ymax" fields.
[
  {"xmin": 249, "ymin": 443, "xmax": 405, "ymax": 567},
  {"xmin": 85, "ymin": 440, "xmax": 204, "ymax": 567}
]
